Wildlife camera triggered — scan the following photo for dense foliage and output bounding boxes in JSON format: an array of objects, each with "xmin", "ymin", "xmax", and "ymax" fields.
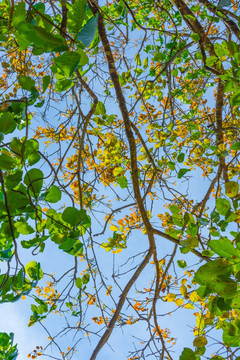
[{"xmin": 0, "ymin": 0, "xmax": 240, "ymax": 359}]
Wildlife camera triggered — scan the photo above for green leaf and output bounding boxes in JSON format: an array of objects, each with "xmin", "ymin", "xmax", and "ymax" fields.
[
  {"xmin": 59, "ymin": 237, "xmax": 83, "ymax": 256},
  {"xmin": 6, "ymin": 186, "xmax": 29, "ymax": 211},
  {"xmin": 180, "ymin": 236, "xmax": 198, "ymax": 249},
  {"xmin": 75, "ymin": 277, "xmax": 82, "ymax": 289},
  {"xmin": 21, "ymin": 236, "xmax": 48, "ymax": 249},
  {"xmin": 82, "ymin": 273, "xmax": 90, "ymax": 284},
  {"xmin": 230, "ymin": 292, "xmax": 240, "ymax": 309},
  {"xmin": 167, "ymin": 161, "xmax": 175, "ymax": 170},
  {"xmin": 34, "ymin": 26, "xmax": 65, "ymax": 47},
  {"xmin": 219, "ymin": 0, "xmax": 231, "ymax": 9},
  {"xmin": 42, "ymin": 75, "xmax": 51, "ymax": 92},
  {"xmin": 196, "ymin": 285, "xmax": 210, "ymax": 297},
  {"xmin": 225, "ymin": 181, "xmax": 239, "ymax": 198},
  {"xmin": 191, "ymin": 33, "xmax": 200, "ymax": 41},
  {"xmin": 177, "ymin": 153, "xmax": 185, "ymax": 163},
  {"xmin": 24, "ymin": 138, "xmax": 39, "ymax": 159},
  {"xmin": 18, "ymin": 75, "xmax": 36, "ymax": 92},
  {"xmin": 44, "ymin": 185, "xmax": 62, "ymax": 203},
  {"xmin": 117, "ymin": 176, "xmax": 128, "ymax": 189},
  {"xmin": 206, "ymin": 55, "xmax": 218, "ymax": 67},
  {"xmin": 194, "ymin": 260, "xmax": 232, "ymax": 284},
  {"xmin": 62, "ymin": 207, "xmax": 83, "ymax": 227},
  {"xmin": 53, "ymin": 51, "xmax": 81, "ymax": 78},
  {"xmin": 216, "ymin": 198, "xmax": 231, "ymax": 215},
  {"xmin": 169, "ymin": 205, "xmax": 180, "ymax": 214},
  {"xmin": 78, "ymin": 14, "xmax": 98, "ymax": 47},
  {"xmin": 55, "ymin": 79, "xmax": 73, "ymax": 92},
  {"xmin": 12, "ymin": 1, "xmax": 26, "ymax": 27},
  {"xmin": 34, "ymin": 296, "xmax": 48, "ymax": 312},
  {"xmin": 0, "ymin": 332, "xmax": 12, "ymax": 348},
  {"xmin": 195, "ymin": 51, "xmax": 202, "ymax": 60},
  {"xmin": 9, "ymin": 137, "xmax": 22, "ymax": 157},
  {"xmin": 177, "ymin": 260, "xmax": 187, "ymax": 268},
  {"xmin": 0, "ymin": 153, "xmax": 16, "ymax": 170},
  {"xmin": 222, "ymin": 321, "xmax": 240, "ymax": 347},
  {"xmin": 231, "ymin": 141, "xmax": 240, "ymax": 150},
  {"xmin": 179, "ymin": 348, "xmax": 196, "ymax": 360},
  {"xmin": 94, "ymin": 101, "xmax": 106, "ymax": 115},
  {"xmin": 15, "ymin": 220, "xmax": 35, "ymax": 235},
  {"xmin": 0, "ymin": 112, "xmax": 16, "ymax": 134},
  {"xmin": 78, "ymin": 48, "xmax": 89, "ymax": 66},
  {"xmin": 36, "ymin": 13, "xmax": 53, "ymax": 32},
  {"xmin": 68, "ymin": 0, "xmax": 87, "ymax": 36},
  {"xmin": 28, "ymin": 150, "xmax": 41, "ymax": 165},
  {"xmin": 25, "ymin": 261, "xmax": 43, "ymax": 280},
  {"xmin": 16, "ymin": 21, "xmax": 66, "ymax": 52},
  {"xmin": 194, "ymin": 260, "xmax": 237, "ymax": 298},
  {"xmin": 178, "ymin": 168, "xmax": 190, "ymax": 178},
  {"xmin": 24, "ymin": 168, "xmax": 44, "ymax": 198},
  {"xmin": 230, "ymin": 92, "xmax": 240, "ymax": 107},
  {"xmin": 209, "ymin": 238, "xmax": 239, "ymax": 259}
]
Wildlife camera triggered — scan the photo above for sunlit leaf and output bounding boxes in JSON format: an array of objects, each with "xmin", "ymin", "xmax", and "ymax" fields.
[
  {"xmin": 54, "ymin": 51, "xmax": 81, "ymax": 78},
  {"xmin": 216, "ymin": 198, "xmax": 231, "ymax": 215},
  {"xmin": 44, "ymin": 185, "xmax": 62, "ymax": 203},
  {"xmin": 25, "ymin": 261, "xmax": 43, "ymax": 280},
  {"xmin": 225, "ymin": 181, "xmax": 239, "ymax": 198}
]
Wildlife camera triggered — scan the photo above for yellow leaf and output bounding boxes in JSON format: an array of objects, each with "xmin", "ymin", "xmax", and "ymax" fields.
[
  {"xmin": 135, "ymin": 53, "xmax": 141, "ymax": 66},
  {"xmin": 175, "ymin": 298, "xmax": 184, "ymax": 306},
  {"xmin": 143, "ymin": 57, "xmax": 148, "ymax": 68},
  {"xmin": 235, "ymin": 210, "xmax": 240, "ymax": 223},
  {"xmin": 113, "ymin": 167, "xmax": 124, "ymax": 176},
  {"xmin": 164, "ymin": 293, "xmax": 176, "ymax": 302},
  {"xmin": 193, "ymin": 335, "xmax": 208, "ymax": 347},
  {"xmin": 184, "ymin": 303, "xmax": 194, "ymax": 309},
  {"xmin": 110, "ymin": 225, "xmax": 119, "ymax": 231},
  {"xmin": 225, "ymin": 181, "xmax": 239, "ymax": 198},
  {"xmin": 137, "ymin": 154, "xmax": 146, "ymax": 161},
  {"xmin": 189, "ymin": 291, "xmax": 200, "ymax": 302},
  {"xmin": 180, "ymin": 285, "xmax": 187, "ymax": 297},
  {"xmin": 196, "ymin": 311, "xmax": 205, "ymax": 330}
]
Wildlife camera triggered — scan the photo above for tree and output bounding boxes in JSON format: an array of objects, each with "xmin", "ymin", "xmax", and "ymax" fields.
[{"xmin": 0, "ymin": 0, "xmax": 240, "ymax": 359}]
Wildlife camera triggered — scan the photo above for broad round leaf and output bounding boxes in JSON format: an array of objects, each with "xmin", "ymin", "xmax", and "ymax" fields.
[
  {"xmin": 44, "ymin": 185, "xmax": 61, "ymax": 203},
  {"xmin": 179, "ymin": 348, "xmax": 196, "ymax": 360},
  {"xmin": 216, "ymin": 198, "xmax": 231, "ymax": 215},
  {"xmin": 75, "ymin": 277, "xmax": 82, "ymax": 289},
  {"xmin": 62, "ymin": 207, "xmax": 82, "ymax": 227},
  {"xmin": 25, "ymin": 261, "xmax": 43, "ymax": 280},
  {"xmin": 0, "ymin": 112, "xmax": 16, "ymax": 134},
  {"xmin": 193, "ymin": 336, "xmax": 208, "ymax": 347},
  {"xmin": 225, "ymin": 181, "xmax": 239, "ymax": 198},
  {"xmin": 53, "ymin": 51, "xmax": 80, "ymax": 78},
  {"xmin": 24, "ymin": 168, "xmax": 43, "ymax": 197}
]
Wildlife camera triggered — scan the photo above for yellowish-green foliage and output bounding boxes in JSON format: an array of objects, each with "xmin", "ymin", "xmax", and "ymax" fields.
[{"xmin": 0, "ymin": 0, "xmax": 240, "ymax": 359}]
